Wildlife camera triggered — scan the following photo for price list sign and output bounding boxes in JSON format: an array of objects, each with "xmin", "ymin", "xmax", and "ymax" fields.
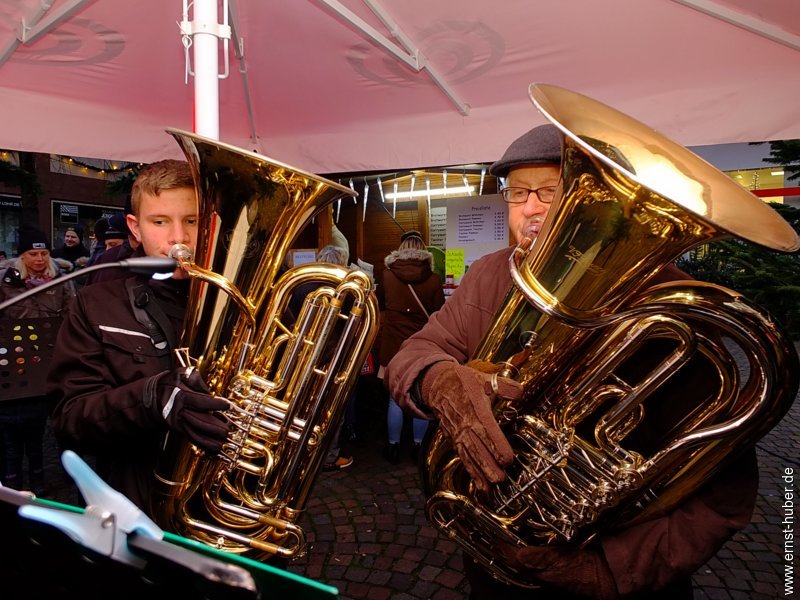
[
  {"xmin": 445, "ymin": 193, "xmax": 508, "ymax": 276},
  {"xmin": 455, "ymin": 204, "xmax": 507, "ymax": 244}
]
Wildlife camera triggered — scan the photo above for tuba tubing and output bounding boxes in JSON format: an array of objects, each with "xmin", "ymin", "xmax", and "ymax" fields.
[
  {"xmin": 420, "ymin": 84, "xmax": 800, "ymax": 587},
  {"xmin": 150, "ymin": 130, "xmax": 379, "ymax": 560}
]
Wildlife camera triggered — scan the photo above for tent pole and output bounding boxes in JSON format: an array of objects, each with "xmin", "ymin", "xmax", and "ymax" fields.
[{"xmin": 192, "ymin": 0, "xmax": 221, "ymax": 139}]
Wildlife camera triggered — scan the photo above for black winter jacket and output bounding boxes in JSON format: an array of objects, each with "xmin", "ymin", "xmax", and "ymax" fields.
[{"xmin": 47, "ymin": 275, "xmax": 189, "ymax": 510}]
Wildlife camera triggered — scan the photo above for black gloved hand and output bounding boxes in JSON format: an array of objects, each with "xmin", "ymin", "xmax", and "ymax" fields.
[{"xmin": 148, "ymin": 366, "xmax": 231, "ymax": 453}]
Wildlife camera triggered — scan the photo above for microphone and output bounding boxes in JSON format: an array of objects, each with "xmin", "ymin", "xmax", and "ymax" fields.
[{"xmin": 0, "ymin": 257, "xmax": 179, "ymax": 314}]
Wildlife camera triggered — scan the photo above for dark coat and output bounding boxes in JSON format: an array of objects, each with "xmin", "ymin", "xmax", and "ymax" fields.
[
  {"xmin": 47, "ymin": 275, "xmax": 189, "ymax": 510},
  {"xmin": 51, "ymin": 243, "xmax": 90, "ymax": 265},
  {"xmin": 377, "ymin": 248, "xmax": 445, "ymax": 367},
  {"xmin": 0, "ymin": 262, "xmax": 75, "ymax": 320},
  {"xmin": 83, "ymin": 240, "xmax": 136, "ymax": 286},
  {"xmin": 0, "ymin": 261, "xmax": 75, "ymax": 406}
]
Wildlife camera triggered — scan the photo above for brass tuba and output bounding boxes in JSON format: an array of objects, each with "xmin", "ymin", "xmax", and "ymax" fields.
[
  {"xmin": 151, "ymin": 129, "xmax": 378, "ymax": 559},
  {"xmin": 421, "ymin": 84, "xmax": 800, "ymax": 587}
]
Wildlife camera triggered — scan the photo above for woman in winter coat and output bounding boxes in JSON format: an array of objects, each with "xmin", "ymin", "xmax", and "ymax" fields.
[
  {"xmin": 0, "ymin": 228, "xmax": 75, "ymax": 494},
  {"xmin": 378, "ymin": 231, "xmax": 444, "ymax": 463}
]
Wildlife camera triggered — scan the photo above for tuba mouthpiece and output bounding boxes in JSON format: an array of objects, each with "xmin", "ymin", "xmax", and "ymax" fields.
[{"xmin": 169, "ymin": 244, "xmax": 193, "ymax": 263}]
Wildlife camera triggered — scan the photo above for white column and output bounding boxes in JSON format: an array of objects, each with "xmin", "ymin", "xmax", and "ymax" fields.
[{"xmin": 193, "ymin": 0, "xmax": 220, "ymax": 139}]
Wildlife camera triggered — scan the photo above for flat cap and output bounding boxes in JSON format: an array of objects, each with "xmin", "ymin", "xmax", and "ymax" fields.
[{"xmin": 489, "ymin": 124, "xmax": 562, "ymax": 178}]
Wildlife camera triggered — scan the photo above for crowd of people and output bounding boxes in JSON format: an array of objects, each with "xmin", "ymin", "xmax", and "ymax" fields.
[{"xmin": 0, "ymin": 125, "xmax": 765, "ymax": 599}]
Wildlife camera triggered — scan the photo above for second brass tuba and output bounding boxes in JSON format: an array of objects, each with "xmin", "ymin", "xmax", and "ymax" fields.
[
  {"xmin": 421, "ymin": 84, "xmax": 800, "ymax": 587},
  {"xmin": 151, "ymin": 130, "xmax": 379, "ymax": 559}
]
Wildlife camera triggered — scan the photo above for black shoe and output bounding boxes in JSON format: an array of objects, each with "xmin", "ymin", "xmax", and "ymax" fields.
[
  {"xmin": 323, "ymin": 456, "xmax": 353, "ymax": 471},
  {"xmin": 383, "ymin": 443, "xmax": 400, "ymax": 464},
  {"xmin": 410, "ymin": 442, "xmax": 422, "ymax": 463}
]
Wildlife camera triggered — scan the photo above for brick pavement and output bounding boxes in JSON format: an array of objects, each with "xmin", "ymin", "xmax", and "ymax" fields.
[{"xmin": 33, "ymin": 354, "xmax": 800, "ymax": 599}]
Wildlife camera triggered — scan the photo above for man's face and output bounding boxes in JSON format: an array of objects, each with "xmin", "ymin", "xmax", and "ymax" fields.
[
  {"xmin": 104, "ymin": 238, "xmax": 124, "ymax": 250},
  {"xmin": 63, "ymin": 230, "xmax": 80, "ymax": 247},
  {"xmin": 126, "ymin": 187, "xmax": 198, "ymax": 279},
  {"xmin": 20, "ymin": 249, "xmax": 49, "ymax": 276},
  {"xmin": 506, "ymin": 164, "xmax": 560, "ymax": 245}
]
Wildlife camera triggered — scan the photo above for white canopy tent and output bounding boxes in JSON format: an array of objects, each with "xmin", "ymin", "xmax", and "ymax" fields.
[{"xmin": 0, "ymin": 0, "xmax": 798, "ymax": 173}]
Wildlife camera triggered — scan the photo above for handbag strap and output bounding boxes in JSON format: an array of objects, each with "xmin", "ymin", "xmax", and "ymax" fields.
[{"xmin": 407, "ymin": 283, "xmax": 430, "ymax": 318}]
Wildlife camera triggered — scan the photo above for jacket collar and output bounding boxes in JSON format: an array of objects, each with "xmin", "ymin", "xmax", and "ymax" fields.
[{"xmin": 384, "ymin": 248, "xmax": 432, "ymax": 269}]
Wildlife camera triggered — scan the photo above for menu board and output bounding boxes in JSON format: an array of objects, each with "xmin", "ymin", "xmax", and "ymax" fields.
[
  {"xmin": 445, "ymin": 194, "xmax": 508, "ymax": 279},
  {"xmin": 429, "ymin": 206, "xmax": 447, "ymax": 249}
]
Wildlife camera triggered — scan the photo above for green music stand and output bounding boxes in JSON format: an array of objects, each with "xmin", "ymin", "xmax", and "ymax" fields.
[{"xmin": 1, "ymin": 451, "xmax": 337, "ymax": 600}]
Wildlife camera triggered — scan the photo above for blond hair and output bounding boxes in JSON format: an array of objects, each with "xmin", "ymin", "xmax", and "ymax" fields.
[
  {"xmin": 131, "ymin": 160, "xmax": 194, "ymax": 216},
  {"xmin": 398, "ymin": 234, "xmax": 425, "ymax": 251},
  {"xmin": 16, "ymin": 255, "xmax": 58, "ymax": 279}
]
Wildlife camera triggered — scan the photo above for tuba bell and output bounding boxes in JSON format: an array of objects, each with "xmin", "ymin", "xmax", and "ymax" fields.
[
  {"xmin": 150, "ymin": 129, "xmax": 379, "ymax": 559},
  {"xmin": 421, "ymin": 84, "xmax": 800, "ymax": 587}
]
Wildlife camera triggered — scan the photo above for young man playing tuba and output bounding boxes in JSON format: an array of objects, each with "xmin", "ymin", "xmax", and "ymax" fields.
[{"xmin": 48, "ymin": 160, "xmax": 230, "ymax": 512}]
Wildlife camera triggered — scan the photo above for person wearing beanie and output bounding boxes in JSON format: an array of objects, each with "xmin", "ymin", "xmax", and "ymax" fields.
[
  {"xmin": 0, "ymin": 226, "xmax": 75, "ymax": 496},
  {"xmin": 83, "ymin": 212, "xmax": 140, "ymax": 287},
  {"xmin": 86, "ymin": 218, "xmax": 110, "ymax": 267},
  {"xmin": 385, "ymin": 124, "xmax": 757, "ymax": 599},
  {"xmin": 51, "ymin": 224, "xmax": 90, "ymax": 269},
  {"xmin": 103, "ymin": 213, "xmax": 130, "ymax": 250}
]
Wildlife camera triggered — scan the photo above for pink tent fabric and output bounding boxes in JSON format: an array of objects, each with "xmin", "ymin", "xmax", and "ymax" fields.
[{"xmin": 0, "ymin": 0, "xmax": 798, "ymax": 173}]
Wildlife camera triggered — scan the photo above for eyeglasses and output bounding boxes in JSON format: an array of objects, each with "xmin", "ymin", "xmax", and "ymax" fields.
[{"xmin": 500, "ymin": 186, "xmax": 557, "ymax": 205}]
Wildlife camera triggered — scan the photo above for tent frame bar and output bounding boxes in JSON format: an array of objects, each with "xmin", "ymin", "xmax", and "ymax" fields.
[
  {"xmin": 0, "ymin": 0, "xmax": 92, "ymax": 68},
  {"xmin": 671, "ymin": 0, "xmax": 800, "ymax": 52},
  {"xmin": 228, "ymin": 0, "xmax": 260, "ymax": 152},
  {"xmin": 317, "ymin": 0, "xmax": 470, "ymax": 116}
]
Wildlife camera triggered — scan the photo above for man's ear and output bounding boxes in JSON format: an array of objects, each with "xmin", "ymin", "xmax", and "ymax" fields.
[{"xmin": 126, "ymin": 214, "xmax": 141, "ymax": 242}]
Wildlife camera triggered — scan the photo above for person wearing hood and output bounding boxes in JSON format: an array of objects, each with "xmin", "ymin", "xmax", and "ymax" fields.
[
  {"xmin": 377, "ymin": 231, "xmax": 444, "ymax": 463},
  {"xmin": 51, "ymin": 224, "xmax": 90, "ymax": 269}
]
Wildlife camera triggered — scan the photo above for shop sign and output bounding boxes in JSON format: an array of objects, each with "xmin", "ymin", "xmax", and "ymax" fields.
[{"xmin": 0, "ymin": 194, "xmax": 21, "ymax": 208}]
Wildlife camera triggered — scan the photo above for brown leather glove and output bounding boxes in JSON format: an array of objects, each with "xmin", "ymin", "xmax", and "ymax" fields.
[
  {"xmin": 497, "ymin": 542, "xmax": 619, "ymax": 599},
  {"xmin": 420, "ymin": 360, "xmax": 523, "ymax": 492}
]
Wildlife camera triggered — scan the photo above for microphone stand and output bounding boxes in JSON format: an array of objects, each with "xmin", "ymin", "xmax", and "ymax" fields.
[{"xmin": 0, "ymin": 257, "xmax": 178, "ymax": 314}]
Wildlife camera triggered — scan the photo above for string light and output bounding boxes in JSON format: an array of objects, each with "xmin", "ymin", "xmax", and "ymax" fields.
[
  {"xmin": 55, "ymin": 155, "xmax": 138, "ymax": 176},
  {"xmin": 426, "ymin": 176, "xmax": 432, "ymax": 218},
  {"xmin": 362, "ymin": 179, "xmax": 369, "ymax": 222},
  {"xmin": 348, "ymin": 178, "xmax": 357, "ymax": 204},
  {"xmin": 377, "ymin": 177, "xmax": 385, "ymax": 204}
]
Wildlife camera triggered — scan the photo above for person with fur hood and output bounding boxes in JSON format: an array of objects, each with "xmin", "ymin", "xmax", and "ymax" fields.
[{"xmin": 377, "ymin": 231, "xmax": 444, "ymax": 463}]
